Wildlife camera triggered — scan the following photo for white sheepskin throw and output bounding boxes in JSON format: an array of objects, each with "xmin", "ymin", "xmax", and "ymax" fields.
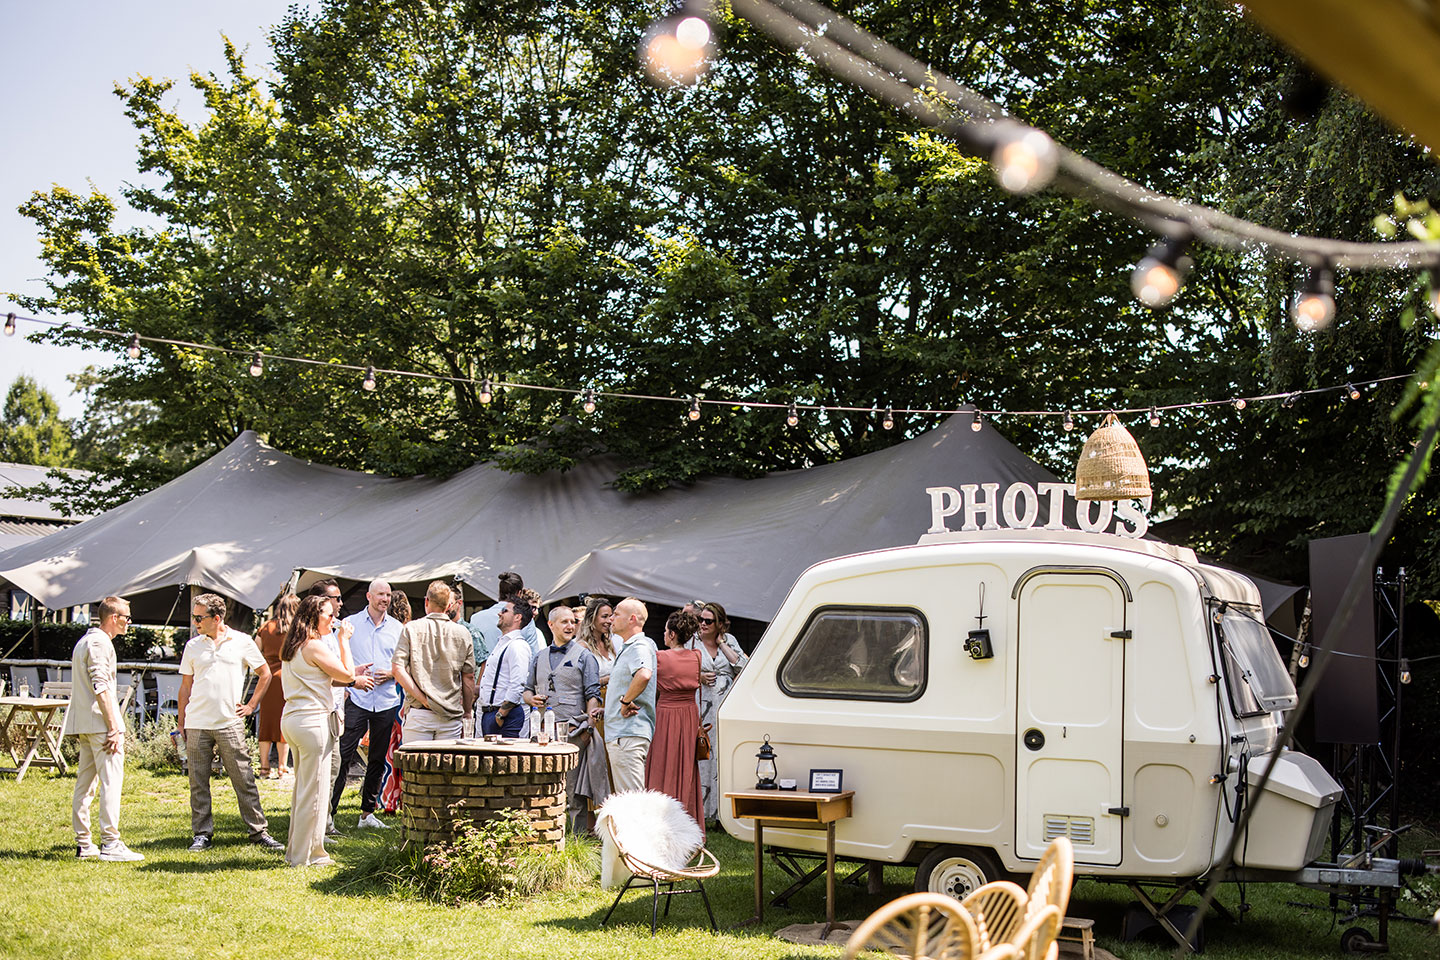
[{"xmin": 597, "ymin": 790, "xmax": 704, "ymax": 885}]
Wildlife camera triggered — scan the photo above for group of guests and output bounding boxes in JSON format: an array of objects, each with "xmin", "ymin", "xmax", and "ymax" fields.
[{"xmin": 62, "ymin": 574, "xmax": 747, "ymax": 868}]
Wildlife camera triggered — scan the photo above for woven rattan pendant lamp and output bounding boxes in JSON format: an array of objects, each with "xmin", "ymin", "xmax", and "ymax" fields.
[{"xmin": 1075, "ymin": 413, "xmax": 1152, "ymax": 500}]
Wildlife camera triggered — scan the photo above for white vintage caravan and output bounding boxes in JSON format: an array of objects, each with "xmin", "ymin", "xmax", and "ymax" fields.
[{"xmin": 718, "ymin": 529, "xmax": 1341, "ymax": 893}]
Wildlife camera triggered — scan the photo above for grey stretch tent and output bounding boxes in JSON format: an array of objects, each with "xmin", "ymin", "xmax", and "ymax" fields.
[{"xmin": 0, "ymin": 412, "xmax": 1145, "ymax": 622}]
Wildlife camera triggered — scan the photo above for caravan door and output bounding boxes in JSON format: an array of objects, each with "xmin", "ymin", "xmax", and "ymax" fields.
[{"xmin": 1014, "ymin": 570, "xmax": 1127, "ymax": 865}]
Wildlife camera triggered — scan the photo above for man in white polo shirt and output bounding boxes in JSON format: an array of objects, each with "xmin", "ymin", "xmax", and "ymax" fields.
[{"xmin": 178, "ymin": 592, "xmax": 284, "ymax": 852}]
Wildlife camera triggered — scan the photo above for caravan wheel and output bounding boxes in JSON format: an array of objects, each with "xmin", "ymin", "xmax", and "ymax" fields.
[{"xmin": 914, "ymin": 846, "xmax": 1003, "ymax": 900}]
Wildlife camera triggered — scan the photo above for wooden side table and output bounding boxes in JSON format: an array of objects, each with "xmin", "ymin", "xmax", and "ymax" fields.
[{"xmin": 727, "ymin": 789, "xmax": 854, "ymax": 937}]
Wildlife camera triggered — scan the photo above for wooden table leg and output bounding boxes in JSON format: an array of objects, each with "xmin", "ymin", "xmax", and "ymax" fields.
[
  {"xmin": 736, "ymin": 819, "xmax": 765, "ymax": 928},
  {"xmin": 15, "ymin": 709, "xmax": 43, "ymax": 782},
  {"xmin": 820, "ymin": 821, "xmax": 851, "ymax": 940}
]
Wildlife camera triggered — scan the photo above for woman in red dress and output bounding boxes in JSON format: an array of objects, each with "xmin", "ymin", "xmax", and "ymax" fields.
[
  {"xmin": 645, "ymin": 610, "xmax": 704, "ymax": 834},
  {"xmin": 256, "ymin": 593, "xmax": 299, "ymax": 778}
]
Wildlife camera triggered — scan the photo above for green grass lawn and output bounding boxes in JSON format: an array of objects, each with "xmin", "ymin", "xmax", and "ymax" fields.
[{"xmin": 0, "ymin": 764, "xmax": 1435, "ymax": 960}]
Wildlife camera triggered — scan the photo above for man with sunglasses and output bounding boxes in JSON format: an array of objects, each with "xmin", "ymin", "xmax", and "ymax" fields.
[
  {"xmin": 65, "ymin": 596, "xmax": 144, "ymax": 861},
  {"xmin": 178, "ymin": 593, "xmax": 284, "ymax": 852}
]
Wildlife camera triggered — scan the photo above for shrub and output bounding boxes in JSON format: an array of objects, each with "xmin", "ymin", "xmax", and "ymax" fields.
[
  {"xmin": 125, "ymin": 713, "xmax": 184, "ymax": 772},
  {"xmin": 346, "ymin": 808, "xmax": 599, "ymax": 905}
]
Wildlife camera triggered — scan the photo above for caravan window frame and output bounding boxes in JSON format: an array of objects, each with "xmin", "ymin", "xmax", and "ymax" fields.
[
  {"xmin": 777, "ymin": 604, "xmax": 929, "ymax": 702},
  {"xmin": 1213, "ymin": 605, "xmax": 1298, "ymax": 717}
]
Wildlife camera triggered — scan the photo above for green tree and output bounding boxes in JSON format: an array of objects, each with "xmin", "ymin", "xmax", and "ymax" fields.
[
  {"xmin": 11, "ymin": 0, "xmax": 1440, "ymax": 593},
  {"xmin": 0, "ymin": 375, "xmax": 75, "ymax": 467}
]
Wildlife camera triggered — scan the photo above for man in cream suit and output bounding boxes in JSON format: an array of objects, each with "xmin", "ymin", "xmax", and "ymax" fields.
[{"xmin": 63, "ymin": 596, "xmax": 143, "ymax": 861}]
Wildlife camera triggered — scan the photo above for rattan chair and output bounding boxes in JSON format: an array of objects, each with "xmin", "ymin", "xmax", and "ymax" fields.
[
  {"xmin": 1011, "ymin": 904, "xmax": 1063, "ymax": 960},
  {"xmin": 961, "ymin": 880, "xmax": 1029, "ymax": 951},
  {"xmin": 597, "ymin": 814, "xmax": 719, "ymax": 934},
  {"xmin": 1024, "ymin": 837, "xmax": 1074, "ymax": 922},
  {"xmin": 844, "ymin": 892, "xmax": 1020, "ymax": 960}
]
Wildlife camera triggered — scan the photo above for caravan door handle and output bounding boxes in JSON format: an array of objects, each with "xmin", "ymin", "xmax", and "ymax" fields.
[{"xmin": 1023, "ymin": 728, "xmax": 1045, "ymax": 751}]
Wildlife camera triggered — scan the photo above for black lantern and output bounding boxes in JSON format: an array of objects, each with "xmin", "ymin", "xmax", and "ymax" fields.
[{"xmin": 755, "ymin": 735, "xmax": 778, "ymax": 790}]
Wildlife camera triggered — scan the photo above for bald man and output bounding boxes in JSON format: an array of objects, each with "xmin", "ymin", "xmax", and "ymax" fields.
[
  {"xmin": 330, "ymin": 579, "xmax": 403, "ymax": 829},
  {"xmin": 603, "ymin": 598, "xmax": 657, "ymax": 794}
]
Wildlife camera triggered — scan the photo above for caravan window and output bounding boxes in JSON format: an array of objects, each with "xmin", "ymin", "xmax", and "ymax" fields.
[
  {"xmin": 779, "ymin": 606, "xmax": 927, "ymax": 701},
  {"xmin": 1216, "ymin": 608, "xmax": 1298, "ymax": 716}
]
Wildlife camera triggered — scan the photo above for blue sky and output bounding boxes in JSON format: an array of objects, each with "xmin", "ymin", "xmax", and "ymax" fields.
[{"xmin": 1, "ymin": 0, "xmax": 309, "ymax": 419}]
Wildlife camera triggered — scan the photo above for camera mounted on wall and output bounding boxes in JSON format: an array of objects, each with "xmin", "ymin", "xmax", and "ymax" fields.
[{"xmin": 967, "ymin": 582, "xmax": 994, "ymax": 660}]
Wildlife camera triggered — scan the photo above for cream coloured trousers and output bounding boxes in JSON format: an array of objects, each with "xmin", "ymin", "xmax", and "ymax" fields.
[
  {"xmin": 73, "ymin": 733, "xmax": 125, "ymax": 847},
  {"xmin": 282, "ymin": 709, "xmax": 332, "ymax": 866},
  {"xmin": 605, "ymin": 736, "xmax": 649, "ymax": 795}
]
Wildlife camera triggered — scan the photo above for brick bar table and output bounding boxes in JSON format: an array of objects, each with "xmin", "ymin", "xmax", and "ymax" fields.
[{"xmin": 397, "ymin": 738, "xmax": 579, "ymax": 848}]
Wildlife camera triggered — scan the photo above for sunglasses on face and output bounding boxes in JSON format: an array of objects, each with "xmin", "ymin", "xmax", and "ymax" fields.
[
  {"xmin": 700, "ymin": 616, "xmax": 716, "ymax": 624},
  {"xmin": 191, "ymin": 613, "xmax": 211, "ymax": 623}
]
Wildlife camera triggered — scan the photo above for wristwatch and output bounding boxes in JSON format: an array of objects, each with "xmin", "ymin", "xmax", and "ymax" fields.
[{"xmin": 620, "ymin": 698, "xmax": 633, "ymax": 706}]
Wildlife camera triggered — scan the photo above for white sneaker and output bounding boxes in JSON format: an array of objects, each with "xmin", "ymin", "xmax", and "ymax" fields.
[
  {"xmin": 98, "ymin": 841, "xmax": 144, "ymax": 862},
  {"xmin": 76, "ymin": 842, "xmax": 101, "ymax": 859},
  {"xmin": 357, "ymin": 812, "xmax": 389, "ymax": 829}
]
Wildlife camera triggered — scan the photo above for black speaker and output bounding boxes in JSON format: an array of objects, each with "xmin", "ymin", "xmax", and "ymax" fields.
[{"xmin": 1308, "ymin": 534, "xmax": 1378, "ymax": 744}]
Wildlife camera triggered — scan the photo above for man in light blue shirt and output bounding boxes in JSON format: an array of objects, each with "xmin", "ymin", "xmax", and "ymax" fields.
[
  {"xmin": 470, "ymin": 570, "xmax": 546, "ymax": 658},
  {"xmin": 330, "ymin": 579, "xmax": 404, "ymax": 829},
  {"xmin": 603, "ymin": 597, "xmax": 657, "ymax": 794}
]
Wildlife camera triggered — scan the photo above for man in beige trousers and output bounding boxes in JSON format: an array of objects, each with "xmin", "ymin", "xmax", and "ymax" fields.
[{"xmin": 63, "ymin": 596, "xmax": 143, "ymax": 861}]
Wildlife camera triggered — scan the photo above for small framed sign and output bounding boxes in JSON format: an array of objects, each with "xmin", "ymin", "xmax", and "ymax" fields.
[{"xmin": 809, "ymin": 768, "xmax": 844, "ymax": 793}]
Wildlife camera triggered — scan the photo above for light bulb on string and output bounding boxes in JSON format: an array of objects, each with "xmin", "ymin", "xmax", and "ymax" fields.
[
  {"xmin": 639, "ymin": 13, "xmax": 715, "ymax": 86},
  {"xmin": 1234, "ymin": 398, "xmax": 1247, "ymax": 410},
  {"xmin": 1298, "ymin": 643, "xmax": 1311, "ymax": 669},
  {"xmin": 1130, "ymin": 232, "xmax": 1192, "ymax": 308},
  {"xmin": 1399, "ymin": 658, "xmax": 1411, "ymax": 684},
  {"xmin": 248, "ymin": 352, "xmax": 264, "ymax": 377},
  {"xmin": 581, "ymin": 389, "xmax": 597, "ymax": 414},
  {"xmin": 1431, "ymin": 287, "xmax": 1440, "ymax": 320},
  {"xmin": 4, "ymin": 313, "xmax": 15, "ymax": 337},
  {"xmin": 479, "ymin": 378, "xmax": 493, "ymax": 404},
  {"xmin": 882, "ymin": 405, "xmax": 895, "ymax": 431},
  {"xmin": 688, "ymin": 396, "xmax": 701, "ymax": 421},
  {"xmin": 785, "ymin": 402, "xmax": 799, "ymax": 427},
  {"xmin": 1292, "ymin": 265, "xmax": 1336, "ymax": 331},
  {"xmin": 1345, "ymin": 382, "xmax": 1361, "ymax": 400},
  {"xmin": 1282, "ymin": 392, "xmax": 1298, "ymax": 408},
  {"xmin": 1063, "ymin": 410, "xmax": 1075, "ymax": 432},
  {"xmin": 362, "ymin": 366, "xmax": 377, "ymax": 391},
  {"xmin": 1148, "ymin": 407, "xmax": 1160, "ymax": 428},
  {"xmin": 971, "ymin": 409, "xmax": 984, "ymax": 432},
  {"xmin": 984, "ymin": 122, "xmax": 1059, "ymax": 195},
  {"xmin": 127, "ymin": 334, "xmax": 142, "ymax": 360}
]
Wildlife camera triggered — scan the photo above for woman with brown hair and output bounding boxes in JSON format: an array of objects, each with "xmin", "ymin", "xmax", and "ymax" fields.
[
  {"xmin": 280, "ymin": 594, "xmax": 373, "ymax": 867},
  {"xmin": 692, "ymin": 601, "xmax": 747, "ymax": 823},
  {"xmin": 644, "ymin": 609, "xmax": 705, "ymax": 833},
  {"xmin": 256, "ymin": 593, "xmax": 299, "ymax": 779},
  {"xmin": 573, "ymin": 595, "xmax": 617, "ymax": 825}
]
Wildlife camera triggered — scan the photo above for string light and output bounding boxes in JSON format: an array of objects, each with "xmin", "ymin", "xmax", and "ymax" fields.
[
  {"xmin": 640, "ymin": 12, "xmax": 715, "ymax": 86},
  {"xmin": 1292, "ymin": 265, "xmax": 1336, "ymax": 331},
  {"xmin": 127, "ymin": 333, "xmax": 142, "ymax": 360},
  {"xmin": 688, "ymin": 396, "xmax": 701, "ymax": 421},
  {"xmin": 1400, "ymin": 658, "xmax": 1412, "ymax": 684},
  {"xmin": 882, "ymin": 405, "xmax": 895, "ymax": 430},
  {"xmin": 581, "ymin": 388, "xmax": 597, "ymax": 414},
  {"xmin": 1431, "ymin": 287, "xmax": 1440, "ymax": 319},
  {"xmin": 362, "ymin": 366, "xmax": 377, "ymax": 391},
  {"xmin": 986, "ymin": 122, "xmax": 1059, "ymax": 195},
  {"xmin": 1148, "ymin": 406, "xmax": 1160, "ymax": 427},
  {"xmin": 3, "ymin": 313, "xmax": 14, "ymax": 337},
  {"xmin": 1298, "ymin": 643, "xmax": 1311, "ymax": 669},
  {"xmin": 0, "ymin": 309, "xmax": 1418, "ymax": 429},
  {"xmin": 971, "ymin": 409, "xmax": 984, "ymax": 432},
  {"xmin": 786, "ymin": 402, "xmax": 799, "ymax": 427},
  {"xmin": 1131, "ymin": 233, "xmax": 1192, "ymax": 308}
]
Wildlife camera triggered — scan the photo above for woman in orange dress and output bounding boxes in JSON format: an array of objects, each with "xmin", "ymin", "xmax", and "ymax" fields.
[
  {"xmin": 256, "ymin": 593, "xmax": 299, "ymax": 778},
  {"xmin": 644, "ymin": 610, "xmax": 704, "ymax": 834}
]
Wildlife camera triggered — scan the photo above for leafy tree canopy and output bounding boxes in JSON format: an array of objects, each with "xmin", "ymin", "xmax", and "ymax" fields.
[
  {"xmin": 0, "ymin": 375, "xmax": 74, "ymax": 467},
  {"xmin": 11, "ymin": 0, "xmax": 1440, "ymax": 592}
]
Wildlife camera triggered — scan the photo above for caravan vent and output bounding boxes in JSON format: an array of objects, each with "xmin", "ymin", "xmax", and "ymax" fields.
[{"xmin": 1043, "ymin": 814, "xmax": 1095, "ymax": 845}]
